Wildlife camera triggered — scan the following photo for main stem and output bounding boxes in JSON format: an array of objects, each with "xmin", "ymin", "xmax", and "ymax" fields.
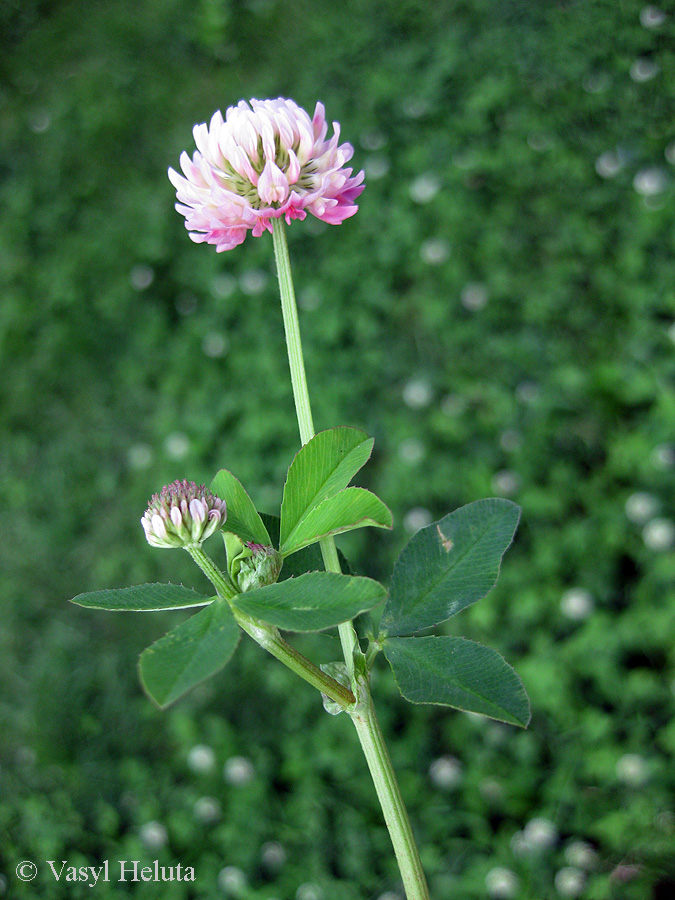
[{"xmin": 271, "ymin": 219, "xmax": 430, "ymax": 900}]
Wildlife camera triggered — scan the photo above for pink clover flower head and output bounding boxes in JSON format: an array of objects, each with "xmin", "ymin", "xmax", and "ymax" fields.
[
  {"xmin": 168, "ymin": 98, "xmax": 365, "ymax": 252},
  {"xmin": 142, "ymin": 479, "xmax": 226, "ymax": 548}
]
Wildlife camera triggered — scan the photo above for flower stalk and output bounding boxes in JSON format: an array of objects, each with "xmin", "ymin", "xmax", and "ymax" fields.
[{"xmin": 271, "ymin": 218, "xmax": 431, "ymax": 900}]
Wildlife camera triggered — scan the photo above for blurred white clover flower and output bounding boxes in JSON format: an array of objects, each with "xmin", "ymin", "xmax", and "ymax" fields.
[
  {"xmin": 364, "ymin": 155, "xmax": 390, "ymax": 180},
  {"xmin": 402, "ymin": 378, "xmax": 433, "ymax": 409},
  {"xmin": 429, "ymin": 755, "xmax": 463, "ymax": 789},
  {"xmin": 261, "ymin": 841, "xmax": 287, "ymax": 870},
  {"xmin": 194, "ymin": 796, "xmax": 221, "ymax": 823},
  {"xmin": 130, "ymin": 264, "xmax": 154, "ymax": 290},
  {"xmin": 560, "ymin": 587, "xmax": 594, "ymax": 621},
  {"xmin": 641, "ymin": 6, "xmax": 666, "ymax": 27},
  {"xmin": 616, "ymin": 753, "xmax": 650, "ymax": 787},
  {"xmin": 420, "ymin": 237, "xmax": 449, "ymax": 265},
  {"xmin": 164, "ymin": 431, "xmax": 191, "ymax": 460},
  {"xmin": 492, "ymin": 470, "xmax": 520, "ymax": 496},
  {"xmin": 139, "ymin": 821, "xmax": 168, "ymax": 850},
  {"xmin": 652, "ymin": 443, "xmax": 675, "ymax": 468},
  {"xmin": 595, "ymin": 151, "xmax": 623, "ymax": 179},
  {"xmin": 187, "ymin": 744, "xmax": 216, "ymax": 774},
  {"xmin": 218, "ymin": 866, "xmax": 247, "ymax": 896},
  {"xmin": 296, "ymin": 884, "xmax": 324, "ymax": 900},
  {"xmin": 485, "ymin": 866, "xmax": 519, "ymax": 899},
  {"xmin": 223, "ymin": 755, "xmax": 255, "ymax": 785},
  {"xmin": 409, "ymin": 173, "xmax": 441, "ymax": 203},
  {"xmin": 565, "ymin": 840, "xmax": 598, "ymax": 870},
  {"xmin": 141, "ymin": 480, "xmax": 226, "ymax": 549},
  {"xmin": 523, "ymin": 816, "xmax": 558, "ymax": 850},
  {"xmin": 630, "ymin": 58, "xmax": 660, "ymax": 82},
  {"xmin": 555, "ymin": 867, "xmax": 586, "ymax": 897},
  {"xmin": 398, "ymin": 438, "xmax": 426, "ymax": 464},
  {"xmin": 625, "ymin": 491, "xmax": 659, "ymax": 524},
  {"xmin": 169, "ymin": 98, "xmax": 364, "ymax": 252},
  {"xmin": 403, "ymin": 507, "xmax": 433, "ymax": 533},
  {"xmin": 461, "ymin": 282, "xmax": 489, "ymax": 311},
  {"xmin": 633, "ymin": 167, "xmax": 668, "ymax": 196},
  {"xmin": 643, "ymin": 518, "xmax": 675, "ymax": 551}
]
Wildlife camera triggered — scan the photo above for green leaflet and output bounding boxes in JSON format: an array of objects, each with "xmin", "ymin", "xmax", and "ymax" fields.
[
  {"xmin": 210, "ymin": 469, "xmax": 272, "ymax": 546},
  {"xmin": 384, "ymin": 635, "xmax": 530, "ymax": 727},
  {"xmin": 280, "ymin": 426, "xmax": 374, "ymax": 548},
  {"xmin": 139, "ymin": 598, "xmax": 241, "ymax": 708},
  {"xmin": 281, "ymin": 487, "xmax": 392, "ymax": 557},
  {"xmin": 70, "ymin": 583, "xmax": 212, "ymax": 611},
  {"xmin": 380, "ymin": 499, "xmax": 520, "ymax": 637},
  {"xmin": 233, "ymin": 571, "xmax": 387, "ymax": 632}
]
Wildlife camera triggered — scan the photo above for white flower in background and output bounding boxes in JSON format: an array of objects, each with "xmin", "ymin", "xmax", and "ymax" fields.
[
  {"xmin": 652, "ymin": 443, "xmax": 675, "ymax": 468},
  {"xmin": 560, "ymin": 588, "xmax": 594, "ymax": 621},
  {"xmin": 523, "ymin": 816, "xmax": 558, "ymax": 850},
  {"xmin": 641, "ymin": 6, "xmax": 666, "ymax": 27},
  {"xmin": 164, "ymin": 431, "xmax": 191, "ymax": 459},
  {"xmin": 130, "ymin": 264, "xmax": 154, "ymax": 290},
  {"xmin": 403, "ymin": 507, "xmax": 433, "ymax": 533},
  {"xmin": 296, "ymin": 884, "xmax": 324, "ymax": 900},
  {"xmin": 643, "ymin": 518, "xmax": 675, "ymax": 551},
  {"xmin": 420, "ymin": 237, "xmax": 449, "ymax": 265},
  {"xmin": 402, "ymin": 378, "xmax": 433, "ymax": 409},
  {"xmin": 630, "ymin": 58, "xmax": 660, "ymax": 82},
  {"xmin": 194, "ymin": 796, "xmax": 221, "ymax": 823},
  {"xmin": 223, "ymin": 755, "xmax": 255, "ymax": 786},
  {"xmin": 461, "ymin": 282, "xmax": 489, "ymax": 311},
  {"xmin": 595, "ymin": 151, "xmax": 623, "ymax": 179},
  {"xmin": 187, "ymin": 744, "xmax": 216, "ymax": 774},
  {"xmin": 485, "ymin": 866, "xmax": 519, "ymax": 899},
  {"xmin": 410, "ymin": 173, "xmax": 441, "ymax": 203},
  {"xmin": 364, "ymin": 155, "xmax": 390, "ymax": 180},
  {"xmin": 633, "ymin": 167, "xmax": 667, "ymax": 196},
  {"xmin": 625, "ymin": 492, "xmax": 659, "ymax": 524},
  {"xmin": 399, "ymin": 438, "xmax": 426, "ymax": 463},
  {"xmin": 565, "ymin": 840, "xmax": 598, "ymax": 870},
  {"xmin": 218, "ymin": 866, "xmax": 247, "ymax": 896},
  {"xmin": 429, "ymin": 755, "xmax": 463, "ymax": 789},
  {"xmin": 261, "ymin": 841, "xmax": 287, "ymax": 870},
  {"xmin": 139, "ymin": 821, "xmax": 168, "ymax": 850},
  {"xmin": 616, "ymin": 753, "xmax": 649, "ymax": 787},
  {"xmin": 492, "ymin": 470, "xmax": 520, "ymax": 496},
  {"xmin": 555, "ymin": 867, "xmax": 586, "ymax": 897},
  {"xmin": 240, "ymin": 268, "xmax": 268, "ymax": 295}
]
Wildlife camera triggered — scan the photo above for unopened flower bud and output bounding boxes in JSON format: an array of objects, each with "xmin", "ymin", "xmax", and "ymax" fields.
[
  {"xmin": 236, "ymin": 543, "xmax": 282, "ymax": 592},
  {"xmin": 141, "ymin": 480, "xmax": 226, "ymax": 548}
]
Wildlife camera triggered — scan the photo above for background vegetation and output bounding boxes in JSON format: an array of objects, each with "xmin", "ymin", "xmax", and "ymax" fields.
[{"xmin": 1, "ymin": 0, "xmax": 674, "ymax": 897}]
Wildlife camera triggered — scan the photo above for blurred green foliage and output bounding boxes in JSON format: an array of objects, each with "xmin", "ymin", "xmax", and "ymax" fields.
[{"xmin": 1, "ymin": 0, "xmax": 675, "ymax": 897}]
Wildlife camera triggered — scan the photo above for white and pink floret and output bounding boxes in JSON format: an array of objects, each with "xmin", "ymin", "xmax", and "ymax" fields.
[{"xmin": 142, "ymin": 480, "xmax": 226, "ymax": 548}]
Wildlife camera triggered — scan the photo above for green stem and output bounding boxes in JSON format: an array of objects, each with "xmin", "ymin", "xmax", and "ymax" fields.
[
  {"xmin": 272, "ymin": 217, "xmax": 314, "ymax": 445},
  {"xmin": 271, "ymin": 219, "xmax": 430, "ymax": 900},
  {"xmin": 185, "ymin": 545, "xmax": 355, "ymax": 709},
  {"xmin": 351, "ymin": 687, "xmax": 430, "ymax": 900},
  {"xmin": 272, "ymin": 220, "xmax": 359, "ymax": 673}
]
